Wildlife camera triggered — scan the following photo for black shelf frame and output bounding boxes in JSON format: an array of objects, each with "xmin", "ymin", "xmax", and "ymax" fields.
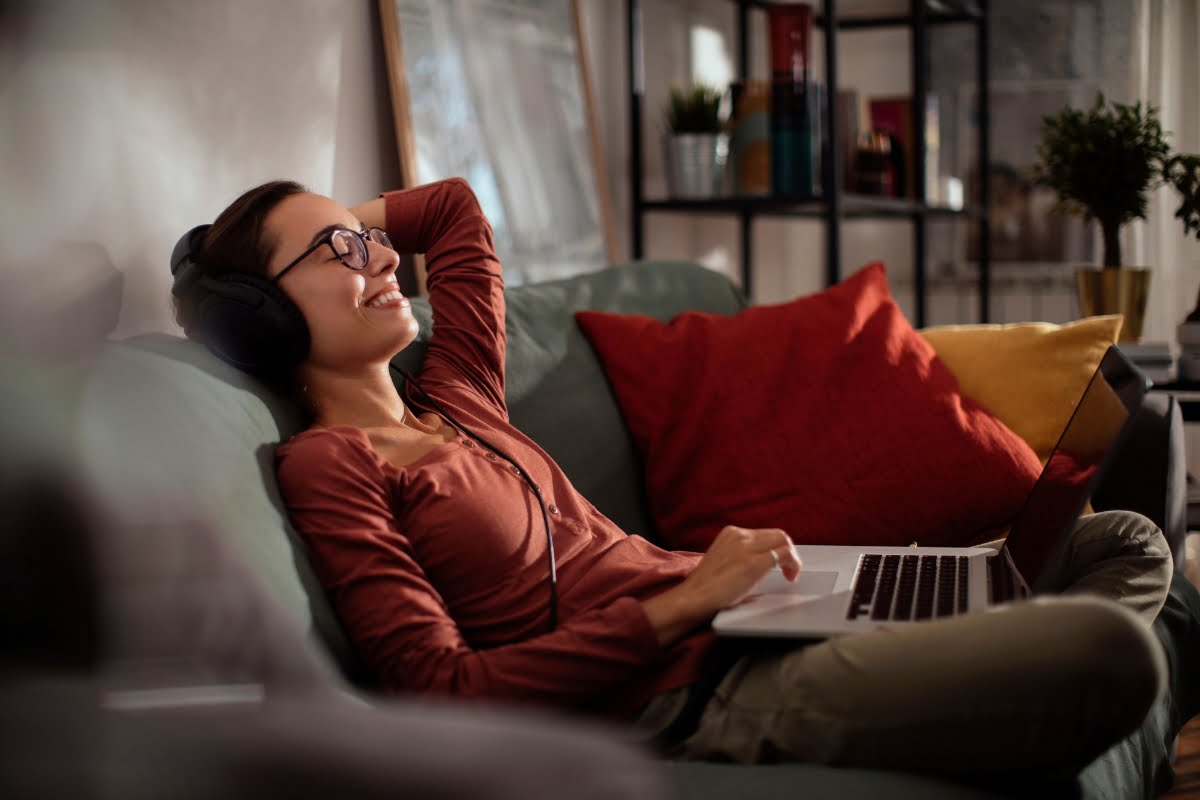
[
  {"xmin": 642, "ymin": 194, "xmax": 985, "ymax": 218},
  {"xmin": 626, "ymin": 0, "xmax": 991, "ymax": 325}
]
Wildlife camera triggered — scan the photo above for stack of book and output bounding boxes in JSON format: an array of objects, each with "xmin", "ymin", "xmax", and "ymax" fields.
[
  {"xmin": 1117, "ymin": 342, "xmax": 1174, "ymax": 385},
  {"xmin": 1179, "ymin": 322, "xmax": 1200, "ymax": 384},
  {"xmin": 767, "ymin": 3, "xmax": 819, "ymax": 196}
]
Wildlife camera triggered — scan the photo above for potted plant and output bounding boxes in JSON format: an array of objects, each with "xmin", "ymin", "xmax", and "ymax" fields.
[
  {"xmin": 1162, "ymin": 153, "xmax": 1200, "ymax": 378},
  {"xmin": 1034, "ymin": 93, "xmax": 1199, "ymax": 342},
  {"xmin": 663, "ymin": 84, "xmax": 728, "ymax": 199},
  {"xmin": 1164, "ymin": 153, "xmax": 1200, "ymax": 250}
]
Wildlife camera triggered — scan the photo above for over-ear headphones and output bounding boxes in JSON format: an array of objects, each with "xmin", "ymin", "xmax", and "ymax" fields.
[{"xmin": 169, "ymin": 224, "xmax": 311, "ymax": 377}]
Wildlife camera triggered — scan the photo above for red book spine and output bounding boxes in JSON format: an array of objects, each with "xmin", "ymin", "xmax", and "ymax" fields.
[{"xmin": 767, "ymin": 3, "xmax": 813, "ymax": 82}]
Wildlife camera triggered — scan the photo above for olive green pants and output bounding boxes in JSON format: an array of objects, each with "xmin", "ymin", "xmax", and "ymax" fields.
[{"xmin": 634, "ymin": 511, "xmax": 1172, "ymax": 779}]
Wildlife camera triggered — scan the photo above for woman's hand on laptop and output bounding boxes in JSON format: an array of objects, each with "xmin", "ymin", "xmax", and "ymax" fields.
[{"xmin": 641, "ymin": 526, "xmax": 802, "ymax": 646}]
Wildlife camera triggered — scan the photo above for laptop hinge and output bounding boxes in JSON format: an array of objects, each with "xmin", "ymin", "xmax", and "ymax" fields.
[
  {"xmin": 1006, "ymin": 547, "xmax": 1032, "ymax": 599},
  {"xmin": 988, "ymin": 549, "xmax": 1032, "ymax": 604}
]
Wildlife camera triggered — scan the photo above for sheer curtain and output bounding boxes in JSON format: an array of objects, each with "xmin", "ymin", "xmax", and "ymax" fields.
[{"xmin": 1133, "ymin": 0, "xmax": 1200, "ymax": 343}]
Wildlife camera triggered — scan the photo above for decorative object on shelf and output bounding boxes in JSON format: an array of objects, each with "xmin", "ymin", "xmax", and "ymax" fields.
[
  {"xmin": 868, "ymin": 97, "xmax": 911, "ymax": 198},
  {"xmin": 376, "ymin": 0, "xmax": 613, "ymax": 290},
  {"xmin": 767, "ymin": 1, "xmax": 818, "ymax": 197},
  {"xmin": 663, "ymin": 83, "xmax": 728, "ymax": 199},
  {"xmin": 1035, "ymin": 93, "xmax": 1200, "ymax": 342},
  {"xmin": 939, "ymin": 176, "xmax": 965, "ymax": 211},
  {"xmin": 854, "ymin": 130, "xmax": 892, "ymax": 196},
  {"xmin": 866, "ymin": 93, "xmax": 941, "ymax": 201},
  {"xmin": 729, "ymin": 81, "xmax": 771, "ymax": 196}
]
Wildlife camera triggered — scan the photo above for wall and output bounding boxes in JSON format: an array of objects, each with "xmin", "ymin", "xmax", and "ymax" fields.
[
  {"xmin": 0, "ymin": 0, "xmax": 399, "ymax": 352},
  {"xmin": 3, "ymin": 1, "xmax": 1190, "ymax": 349}
]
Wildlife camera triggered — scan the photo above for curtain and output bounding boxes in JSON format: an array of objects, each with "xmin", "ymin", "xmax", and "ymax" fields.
[{"xmin": 1133, "ymin": 0, "xmax": 1200, "ymax": 342}]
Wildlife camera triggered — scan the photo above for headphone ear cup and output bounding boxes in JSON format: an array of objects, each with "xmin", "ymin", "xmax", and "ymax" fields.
[
  {"xmin": 189, "ymin": 272, "xmax": 310, "ymax": 376},
  {"xmin": 170, "ymin": 224, "xmax": 211, "ymax": 298}
]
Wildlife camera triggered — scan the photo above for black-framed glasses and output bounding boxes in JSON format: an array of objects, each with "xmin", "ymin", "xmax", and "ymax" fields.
[{"xmin": 273, "ymin": 226, "xmax": 394, "ymax": 283}]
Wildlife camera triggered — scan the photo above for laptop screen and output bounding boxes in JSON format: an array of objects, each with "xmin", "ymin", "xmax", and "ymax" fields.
[{"xmin": 1001, "ymin": 346, "xmax": 1149, "ymax": 591}]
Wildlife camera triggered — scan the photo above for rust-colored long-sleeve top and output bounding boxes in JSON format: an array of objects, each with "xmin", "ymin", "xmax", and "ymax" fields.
[{"xmin": 275, "ymin": 179, "xmax": 716, "ymax": 718}]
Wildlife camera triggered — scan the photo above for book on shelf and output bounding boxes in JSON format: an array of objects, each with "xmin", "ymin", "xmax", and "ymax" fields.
[
  {"xmin": 770, "ymin": 81, "xmax": 818, "ymax": 196},
  {"xmin": 733, "ymin": 77, "xmax": 836, "ymax": 198},
  {"xmin": 729, "ymin": 80, "xmax": 771, "ymax": 195},
  {"xmin": 1118, "ymin": 341, "xmax": 1173, "ymax": 362},
  {"xmin": 766, "ymin": 2, "xmax": 820, "ymax": 197},
  {"xmin": 1117, "ymin": 341, "xmax": 1175, "ymax": 384},
  {"xmin": 835, "ymin": 88, "xmax": 859, "ymax": 192},
  {"xmin": 923, "ymin": 94, "xmax": 940, "ymax": 204},
  {"xmin": 1137, "ymin": 365, "xmax": 1175, "ymax": 384}
]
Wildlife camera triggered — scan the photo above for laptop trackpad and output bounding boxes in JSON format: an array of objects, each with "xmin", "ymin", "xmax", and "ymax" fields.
[{"xmin": 756, "ymin": 570, "xmax": 839, "ymax": 594}]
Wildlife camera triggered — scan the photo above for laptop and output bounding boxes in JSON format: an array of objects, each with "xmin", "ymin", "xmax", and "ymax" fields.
[{"xmin": 713, "ymin": 345, "xmax": 1150, "ymax": 639}]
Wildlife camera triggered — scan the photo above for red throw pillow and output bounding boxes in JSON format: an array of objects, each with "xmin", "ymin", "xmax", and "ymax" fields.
[{"xmin": 575, "ymin": 263, "xmax": 1042, "ymax": 551}]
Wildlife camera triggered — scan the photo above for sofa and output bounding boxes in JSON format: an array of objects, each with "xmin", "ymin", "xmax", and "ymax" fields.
[{"xmin": 59, "ymin": 260, "xmax": 1200, "ymax": 798}]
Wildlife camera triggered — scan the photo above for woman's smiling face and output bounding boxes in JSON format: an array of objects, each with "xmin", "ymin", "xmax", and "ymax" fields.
[{"xmin": 263, "ymin": 192, "xmax": 419, "ymax": 370}]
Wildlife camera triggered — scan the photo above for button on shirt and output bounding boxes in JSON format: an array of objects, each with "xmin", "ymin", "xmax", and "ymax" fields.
[{"xmin": 275, "ymin": 179, "xmax": 714, "ymax": 719}]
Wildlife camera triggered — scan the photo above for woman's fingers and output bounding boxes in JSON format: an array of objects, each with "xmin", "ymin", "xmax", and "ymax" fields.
[
  {"xmin": 749, "ymin": 528, "xmax": 802, "ymax": 582},
  {"xmin": 769, "ymin": 543, "xmax": 803, "ymax": 582},
  {"xmin": 711, "ymin": 525, "xmax": 803, "ymax": 583}
]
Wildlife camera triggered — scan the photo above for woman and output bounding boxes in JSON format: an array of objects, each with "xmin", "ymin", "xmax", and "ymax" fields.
[{"xmin": 173, "ymin": 178, "xmax": 1172, "ymax": 779}]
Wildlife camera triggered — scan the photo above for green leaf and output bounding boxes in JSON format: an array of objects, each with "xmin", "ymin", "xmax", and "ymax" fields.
[
  {"xmin": 1033, "ymin": 92, "xmax": 1173, "ymax": 265},
  {"xmin": 665, "ymin": 84, "xmax": 725, "ymax": 134}
]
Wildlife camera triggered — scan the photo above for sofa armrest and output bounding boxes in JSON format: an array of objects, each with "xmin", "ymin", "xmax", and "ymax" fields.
[
  {"xmin": 1091, "ymin": 392, "xmax": 1187, "ymax": 569},
  {"xmin": 0, "ymin": 681, "xmax": 671, "ymax": 800}
]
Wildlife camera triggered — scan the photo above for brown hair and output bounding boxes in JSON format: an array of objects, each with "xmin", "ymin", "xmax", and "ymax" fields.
[{"xmin": 172, "ymin": 179, "xmax": 308, "ymax": 332}]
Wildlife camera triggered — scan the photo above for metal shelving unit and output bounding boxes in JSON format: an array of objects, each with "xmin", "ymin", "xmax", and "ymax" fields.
[{"xmin": 626, "ymin": 0, "xmax": 992, "ymax": 325}]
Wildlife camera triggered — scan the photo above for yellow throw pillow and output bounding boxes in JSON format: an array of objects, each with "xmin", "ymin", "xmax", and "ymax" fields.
[{"xmin": 919, "ymin": 315, "xmax": 1123, "ymax": 462}]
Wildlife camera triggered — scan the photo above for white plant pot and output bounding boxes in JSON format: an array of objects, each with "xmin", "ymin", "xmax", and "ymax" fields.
[{"xmin": 664, "ymin": 133, "xmax": 729, "ymax": 199}]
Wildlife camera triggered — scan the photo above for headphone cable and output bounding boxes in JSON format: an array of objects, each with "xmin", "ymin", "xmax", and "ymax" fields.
[{"xmin": 390, "ymin": 365, "xmax": 558, "ymax": 633}]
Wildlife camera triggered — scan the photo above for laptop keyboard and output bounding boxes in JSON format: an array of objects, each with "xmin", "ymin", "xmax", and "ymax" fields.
[{"xmin": 846, "ymin": 554, "xmax": 969, "ymax": 621}]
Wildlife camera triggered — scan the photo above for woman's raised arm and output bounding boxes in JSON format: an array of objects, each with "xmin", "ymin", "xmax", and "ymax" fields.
[
  {"xmin": 371, "ymin": 179, "xmax": 507, "ymax": 414},
  {"xmin": 348, "ymin": 197, "xmax": 385, "ymax": 230}
]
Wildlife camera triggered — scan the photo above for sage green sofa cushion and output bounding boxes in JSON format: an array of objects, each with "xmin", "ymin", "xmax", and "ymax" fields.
[{"xmin": 79, "ymin": 331, "xmax": 363, "ymax": 678}]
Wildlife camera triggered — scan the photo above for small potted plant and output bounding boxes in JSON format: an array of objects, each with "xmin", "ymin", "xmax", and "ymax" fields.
[
  {"xmin": 663, "ymin": 84, "xmax": 728, "ymax": 199},
  {"xmin": 1033, "ymin": 93, "xmax": 1171, "ymax": 342},
  {"xmin": 1162, "ymin": 153, "xmax": 1200, "ymax": 378}
]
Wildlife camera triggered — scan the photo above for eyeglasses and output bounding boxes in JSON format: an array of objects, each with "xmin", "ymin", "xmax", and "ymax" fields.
[{"xmin": 273, "ymin": 226, "xmax": 394, "ymax": 283}]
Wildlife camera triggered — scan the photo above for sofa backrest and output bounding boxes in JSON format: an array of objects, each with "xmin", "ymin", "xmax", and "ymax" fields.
[
  {"xmin": 78, "ymin": 332, "xmax": 366, "ymax": 679},
  {"xmin": 80, "ymin": 260, "xmax": 744, "ymax": 677}
]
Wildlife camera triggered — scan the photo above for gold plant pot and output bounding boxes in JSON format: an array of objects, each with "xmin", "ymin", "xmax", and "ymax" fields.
[{"xmin": 1075, "ymin": 267, "xmax": 1151, "ymax": 342}]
